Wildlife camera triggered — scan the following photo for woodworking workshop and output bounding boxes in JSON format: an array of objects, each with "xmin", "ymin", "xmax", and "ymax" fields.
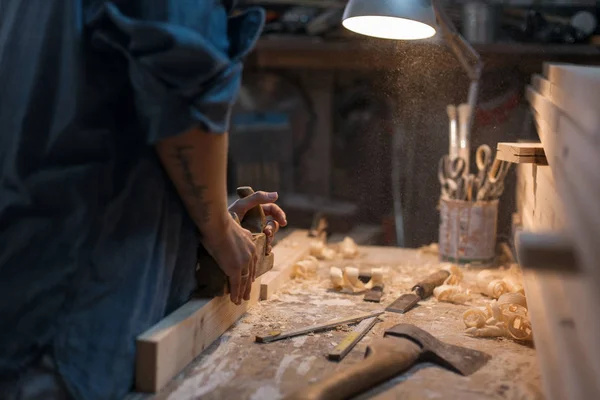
[{"xmin": 1, "ymin": 0, "xmax": 600, "ymax": 399}]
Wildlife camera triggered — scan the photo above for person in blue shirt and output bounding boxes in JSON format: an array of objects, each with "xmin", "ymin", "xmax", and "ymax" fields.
[{"xmin": 0, "ymin": 1, "xmax": 286, "ymax": 399}]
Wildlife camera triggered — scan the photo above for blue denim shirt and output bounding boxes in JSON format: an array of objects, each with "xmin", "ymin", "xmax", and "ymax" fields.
[{"xmin": 0, "ymin": 1, "xmax": 264, "ymax": 398}]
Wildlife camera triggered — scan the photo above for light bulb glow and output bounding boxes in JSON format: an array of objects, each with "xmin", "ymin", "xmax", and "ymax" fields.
[{"xmin": 343, "ymin": 15, "xmax": 436, "ymax": 40}]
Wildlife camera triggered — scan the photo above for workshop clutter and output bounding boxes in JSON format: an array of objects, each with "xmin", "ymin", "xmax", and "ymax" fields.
[
  {"xmin": 440, "ymin": 102, "xmax": 511, "ymax": 264},
  {"xmin": 291, "ymin": 236, "xmax": 361, "ymax": 280},
  {"xmin": 463, "ymin": 266, "xmax": 532, "ymax": 342},
  {"xmin": 463, "ymin": 292, "xmax": 532, "ymax": 342},
  {"xmin": 329, "ymin": 266, "xmax": 384, "ymax": 294}
]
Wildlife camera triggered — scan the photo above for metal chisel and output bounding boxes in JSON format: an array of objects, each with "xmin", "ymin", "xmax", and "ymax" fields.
[{"xmin": 385, "ymin": 270, "xmax": 450, "ymax": 314}]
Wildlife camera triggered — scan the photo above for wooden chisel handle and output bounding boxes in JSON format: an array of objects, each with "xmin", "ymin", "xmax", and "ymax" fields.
[
  {"xmin": 411, "ymin": 270, "xmax": 450, "ymax": 299},
  {"xmin": 285, "ymin": 337, "xmax": 421, "ymax": 400}
]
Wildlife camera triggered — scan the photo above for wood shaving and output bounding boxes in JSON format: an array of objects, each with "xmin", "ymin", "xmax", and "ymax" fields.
[
  {"xmin": 291, "ymin": 256, "xmax": 319, "ymax": 280},
  {"xmin": 463, "ymin": 308, "xmax": 488, "ymax": 328},
  {"xmin": 310, "ymin": 237, "xmax": 360, "ymax": 260},
  {"xmin": 418, "ymin": 243, "xmax": 439, "ymax": 255},
  {"xmin": 433, "ymin": 284, "xmax": 470, "ymax": 304},
  {"xmin": 463, "ymin": 292, "xmax": 532, "ymax": 342},
  {"xmin": 441, "ymin": 263, "xmax": 463, "ymax": 285},
  {"xmin": 476, "ymin": 268, "xmax": 525, "ymax": 299},
  {"xmin": 433, "ymin": 263, "xmax": 469, "ymax": 304},
  {"xmin": 338, "ymin": 237, "xmax": 359, "ymax": 259},
  {"xmin": 329, "ymin": 266, "xmax": 386, "ymax": 293},
  {"xmin": 310, "ymin": 241, "xmax": 336, "ymax": 260}
]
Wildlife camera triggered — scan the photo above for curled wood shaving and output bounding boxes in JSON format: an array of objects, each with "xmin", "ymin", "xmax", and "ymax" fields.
[
  {"xmin": 330, "ymin": 267, "xmax": 344, "ymax": 289},
  {"xmin": 497, "ymin": 292, "xmax": 527, "ymax": 308},
  {"xmin": 370, "ymin": 267, "xmax": 383, "ymax": 286},
  {"xmin": 463, "ymin": 308, "xmax": 487, "ymax": 328},
  {"xmin": 486, "ymin": 279, "xmax": 509, "ymax": 299},
  {"xmin": 476, "ymin": 268, "xmax": 526, "ymax": 299},
  {"xmin": 441, "ymin": 263, "xmax": 463, "ymax": 285},
  {"xmin": 417, "ymin": 243, "xmax": 439, "ymax": 255},
  {"xmin": 329, "ymin": 265, "xmax": 385, "ymax": 293},
  {"xmin": 338, "ymin": 237, "xmax": 359, "ymax": 259},
  {"xmin": 291, "ymin": 256, "xmax": 319, "ymax": 280},
  {"xmin": 506, "ymin": 314, "xmax": 533, "ymax": 341},
  {"xmin": 342, "ymin": 266, "xmax": 366, "ymax": 291},
  {"xmin": 434, "ymin": 285, "xmax": 470, "ymax": 304},
  {"xmin": 464, "ymin": 295, "xmax": 533, "ymax": 342},
  {"xmin": 310, "ymin": 241, "xmax": 336, "ymax": 260},
  {"xmin": 503, "ymin": 275, "xmax": 524, "ymax": 295}
]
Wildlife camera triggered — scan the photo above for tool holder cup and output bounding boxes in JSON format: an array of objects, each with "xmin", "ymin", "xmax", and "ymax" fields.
[{"xmin": 438, "ymin": 197, "xmax": 498, "ymax": 264}]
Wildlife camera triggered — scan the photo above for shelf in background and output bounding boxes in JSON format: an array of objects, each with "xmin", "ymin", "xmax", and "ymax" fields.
[{"xmin": 250, "ymin": 36, "xmax": 600, "ymax": 70}]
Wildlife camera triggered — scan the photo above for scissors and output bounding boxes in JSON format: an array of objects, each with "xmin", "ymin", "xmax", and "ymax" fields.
[
  {"xmin": 438, "ymin": 155, "xmax": 466, "ymax": 199},
  {"xmin": 474, "ymin": 144, "xmax": 493, "ymax": 192},
  {"xmin": 476, "ymin": 158, "xmax": 511, "ymax": 200}
]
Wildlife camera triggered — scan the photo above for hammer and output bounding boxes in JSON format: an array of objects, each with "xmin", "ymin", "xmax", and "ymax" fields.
[
  {"xmin": 195, "ymin": 186, "xmax": 274, "ymax": 298},
  {"xmin": 285, "ymin": 324, "xmax": 491, "ymax": 400}
]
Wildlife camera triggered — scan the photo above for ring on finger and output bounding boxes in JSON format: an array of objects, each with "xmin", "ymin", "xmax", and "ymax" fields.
[{"xmin": 241, "ymin": 270, "xmax": 250, "ymax": 279}]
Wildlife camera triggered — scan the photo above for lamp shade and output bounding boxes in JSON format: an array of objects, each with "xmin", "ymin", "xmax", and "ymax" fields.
[{"xmin": 342, "ymin": 0, "xmax": 437, "ymax": 40}]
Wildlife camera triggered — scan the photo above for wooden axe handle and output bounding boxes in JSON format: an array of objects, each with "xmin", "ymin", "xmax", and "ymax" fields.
[{"xmin": 285, "ymin": 337, "xmax": 421, "ymax": 400}]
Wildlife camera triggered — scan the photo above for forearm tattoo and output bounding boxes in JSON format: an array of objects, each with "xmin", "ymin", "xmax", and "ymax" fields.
[{"xmin": 173, "ymin": 145, "xmax": 211, "ymax": 225}]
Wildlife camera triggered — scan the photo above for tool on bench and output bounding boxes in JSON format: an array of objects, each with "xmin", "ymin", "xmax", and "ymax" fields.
[
  {"xmin": 328, "ymin": 316, "xmax": 379, "ymax": 362},
  {"xmin": 195, "ymin": 186, "xmax": 274, "ymax": 298},
  {"xmin": 363, "ymin": 283, "xmax": 384, "ymax": 303},
  {"xmin": 386, "ymin": 270, "xmax": 450, "ymax": 314},
  {"xmin": 285, "ymin": 324, "xmax": 491, "ymax": 400},
  {"xmin": 255, "ymin": 311, "xmax": 383, "ymax": 344}
]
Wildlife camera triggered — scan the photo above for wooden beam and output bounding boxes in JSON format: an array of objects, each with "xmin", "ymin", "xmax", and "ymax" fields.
[
  {"xmin": 260, "ymin": 229, "xmax": 315, "ymax": 300},
  {"xmin": 497, "ymin": 142, "xmax": 547, "ymax": 165},
  {"xmin": 135, "ymin": 279, "xmax": 261, "ymax": 393}
]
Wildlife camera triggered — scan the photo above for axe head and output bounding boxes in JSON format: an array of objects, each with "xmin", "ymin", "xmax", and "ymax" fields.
[{"xmin": 383, "ymin": 324, "xmax": 491, "ymax": 376}]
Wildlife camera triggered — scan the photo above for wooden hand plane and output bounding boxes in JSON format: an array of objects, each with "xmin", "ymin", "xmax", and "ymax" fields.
[{"xmin": 195, "ymin": 186, "xmax": 275, "ymax": 298}]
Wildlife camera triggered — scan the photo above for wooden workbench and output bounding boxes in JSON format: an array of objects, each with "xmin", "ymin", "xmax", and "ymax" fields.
[{"xmin": 141, "ymin": 245, "xmax": 542, "ymax": 400}]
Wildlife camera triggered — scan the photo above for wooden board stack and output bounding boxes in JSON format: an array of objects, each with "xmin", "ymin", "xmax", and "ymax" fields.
[{"xmin": 516, "ymin": 63, "xmax": 600, "ymax": 400}]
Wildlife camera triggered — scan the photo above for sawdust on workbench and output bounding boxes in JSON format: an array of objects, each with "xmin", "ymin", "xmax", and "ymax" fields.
[{"xmin": 149, "ymin": 246, "xmax": 542, "ymax": 400}]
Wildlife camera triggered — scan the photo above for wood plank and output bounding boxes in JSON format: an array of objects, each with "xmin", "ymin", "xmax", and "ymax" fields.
[
  {"xmin": 516, "ymin": 163, "xmax": 600, "ymax": 399},
  {"xmin": 543, "ymin": 63, "xmax": 600, "ymax": 112},
  {"xmin": 532, "ymin": 73, "xmax": 600, "ymax": 138},
  {"xmin": 497, "ymin": 142, "xmax": 547, "ymax": 165},
  {"xmin": 135, "ymin": 278, "xmax": 262, "ymax": 393},
  {"xmin": 260, "ymin": 229, "xmax": 315, "ymax": 300},
  {"xmin": 517, "ymin": 81, "xmax": 600, "ymax": 398}
]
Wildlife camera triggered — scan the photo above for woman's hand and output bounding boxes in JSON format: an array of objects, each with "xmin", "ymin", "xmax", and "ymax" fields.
[{"xmin": 228, "ymin": 191, "xmax": 287, "ymax": 253}]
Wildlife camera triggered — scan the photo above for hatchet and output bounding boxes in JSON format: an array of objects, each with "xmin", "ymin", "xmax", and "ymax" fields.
[
  {"xmin": 285, "ymin": 324, "xmax": 491, "ymax": 400},
  {"xmin": 195, "ymin": 186, "xmax": 274, "ymax": 298}
]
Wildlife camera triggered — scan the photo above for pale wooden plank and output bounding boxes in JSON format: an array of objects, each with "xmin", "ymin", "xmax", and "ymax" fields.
[
  {"xmin": 543, "ymin": 63, "xmax": 600, "ymax": 120},
  {"xmin": 516, "ymin": 91, "xmax": 600, "ymax": 398},
  {"xmin": 135, "ymin": 279, "xmax": 261, "ymax": 393},
  {"xmin": 532, "ymin": 73, "xmax": 600, "ymax": 138},
  {"xmin": 497, "ymin": 142, "xmax": 547, "ymax": 165}
]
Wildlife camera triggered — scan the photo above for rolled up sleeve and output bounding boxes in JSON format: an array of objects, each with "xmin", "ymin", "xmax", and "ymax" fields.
[{"xmin": 87, "ymin": 2, "xmax": 264, "ymax": 143}]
